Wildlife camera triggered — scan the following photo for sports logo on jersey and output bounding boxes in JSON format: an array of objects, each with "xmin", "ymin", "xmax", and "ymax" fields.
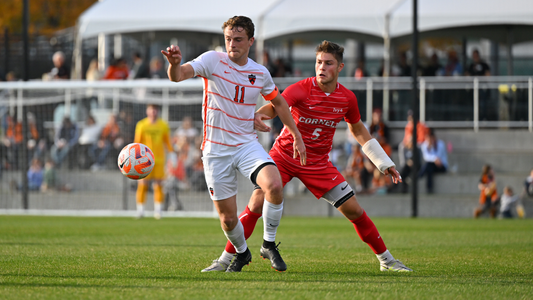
[
  {"xmin": 209, "ymin": 187, "xmax": 214, "ymax": 196},
  {"xmin": 248, "ymin": 74, "xmax": 256, "ymax": 85}
]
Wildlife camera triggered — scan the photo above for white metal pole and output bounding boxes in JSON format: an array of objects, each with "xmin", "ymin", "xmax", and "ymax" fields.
[
  {"xmin": 419, "ymin": 78, "xmax": 426, "ymax": 123},
  {"xmin": 162, "ymin": 87, "xmax": 169, "ymax": 122},
  {"xmin": 366, "ymin": 79, "xmax": 373, "ymax": 125}
]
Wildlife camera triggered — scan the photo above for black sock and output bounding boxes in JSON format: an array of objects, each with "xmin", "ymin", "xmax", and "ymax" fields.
[{"xmin": 263, "ymin": 240, "xmax": 275, "ymax": 248}]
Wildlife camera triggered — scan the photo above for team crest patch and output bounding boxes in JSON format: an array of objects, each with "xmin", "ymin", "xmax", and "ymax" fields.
[
  {"xmin": 209, "ymin": 187, "xmax": 214, "ymax": 196},
  {"xmin": 248, "ymin": 74, "xmax": 256, "ymax": 85}
]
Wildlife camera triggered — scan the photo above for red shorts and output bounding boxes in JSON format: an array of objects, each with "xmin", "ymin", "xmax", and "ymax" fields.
[{"xmin": 270, "ymin": 149, "xmax": 346, "ymax": 199}]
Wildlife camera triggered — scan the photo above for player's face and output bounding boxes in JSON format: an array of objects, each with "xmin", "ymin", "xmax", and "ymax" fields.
[
  {"xmin": 224, "ymin": 27, "xmax": 254, "ymax": 66},
  {"xmin": 315, "ymin": 52, "xmax": 344, "ymax": 86},
  {"xmin": 146, "ymin": 106, "xmax": 158, "ymax": 121}
]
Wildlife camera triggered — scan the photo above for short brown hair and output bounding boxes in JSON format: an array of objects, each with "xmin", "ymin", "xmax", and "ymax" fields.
[
  {"xmin": 316, "ymin": 40, "xmax": 344, "ymax": 64},
  {"xmin": 222, "ymin": 16, "xmax": 255, "ymax": 39}
]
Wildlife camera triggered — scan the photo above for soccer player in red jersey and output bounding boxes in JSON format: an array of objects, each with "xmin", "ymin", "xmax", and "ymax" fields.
[{"xmin": 202, "ymin": 40, "xmax": 412, "ymax": 273}]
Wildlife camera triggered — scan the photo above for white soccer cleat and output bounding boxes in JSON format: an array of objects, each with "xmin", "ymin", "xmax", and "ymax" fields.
[
  {"xmin": 380, "ymin": 259, "xmax": 413, "ymax": 272},
  {"xmin": 153, "ymin": 212, "xmax": 161, "ymax": 220},
  {"xmin": 201, "ymin": 259, "xmax": 229, "ymax": 272}
]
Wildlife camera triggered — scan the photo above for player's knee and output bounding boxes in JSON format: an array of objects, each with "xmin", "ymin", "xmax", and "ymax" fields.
[{"xmin": 220, "ymin": 215, "xmax": 238, "ymax": 230}]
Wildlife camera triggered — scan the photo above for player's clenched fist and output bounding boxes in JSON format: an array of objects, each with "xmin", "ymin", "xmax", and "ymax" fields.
[{"xmin": 161, "ymin": 45, "xmax": 182, "ymax": 66}]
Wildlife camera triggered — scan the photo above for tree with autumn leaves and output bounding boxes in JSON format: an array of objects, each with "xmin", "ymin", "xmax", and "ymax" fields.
[{"xmin": 0, "ymin": 0, "xmax": 97, "ymax": 35}]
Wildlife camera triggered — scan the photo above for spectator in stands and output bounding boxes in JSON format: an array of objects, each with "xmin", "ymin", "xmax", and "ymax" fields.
[
  {"xmin": 174, "ymin": 116, "xmax": 199, "ymax": 144},
  {"xmin": 40, "ymin": 158, "xmax": 71, "ymax": 192},
  {"xmin": 118, "ymin": 109, "xmax": 135, "ymax": 144},
  {"xmin": 354, "ymin": 59, "xmax": 369, "ymax": 80},
  {"xmin": 418, "ymin": 128, "xmax": 448, "ymax": 194},
  {"xmin": 85, "ymin": 59, "xmax": 102, "ymax": 81},
  {"xmin": 27, "ymin": 158, "xmax": 44, "ymax": 191},
  {"xmin": 368, "ymin": 108, "xmax": 393, "ymax": 193},
  {"xmin": 90, "ymin": 114, "xmax": 122, "ymax": 171},
  {"xmin": 474, "ymin": 164, "xmax": 499, "ymax": 218},
  {"xmin": 48, "ymin": 51, "xmax": 70, "ymax": 80},
  {"xmin": 262, "ymin": 51, "xmax": 276, "ymax": 77},
  {"xmin": 499, "ymin": 186, "xmax": 518, "ymax": 219},
  {"xmin": 443, "ymin": 49, "xmax": 463, "ymax": 76},
  {"xmin": 26, "ymin": 112, "xmax": 46, "ymax": 164},
  {"xmin": 395, "ymin": 52, "xmax": 411, "ymax": 77},
  {"xmin": 521, "ymin": 168, "xmax": 533, "ymax": 200},
  {"xmin": 466, "ymin": 49, "xmax": 491, "ymax": 120},
  {"xmin": 422, "ymin": 53, "xmax": 443, "ymax": 77},
  {"xmin": 149, "ymin": 56, "xmax": 167, "ymax": 79},
  {"xmin": 2, "ymin": 114, "xmax": 38, "ymax": 170},
  {"xmin": 129, "ymin": 52, "xmax": 150, "ymax": 79},
  {"xmin": 51, "ymin": 117, "xmax": 80, "ymax": 168},
  {"xmin": 342, "ymin": 143, "xmax": 365, "ymax": 193},
  {"xmin": 103, "ymin": 57, "xmax": 130, "ymax": 80},
  {"xmin": 398, "ymin": 136, "xmax": 420, "ymax": 194},
  {"xmin": 398, "ymin": 110, "xmax": 427, "ymax": 193},
  {"xmin": 273, "ymin": 58, "xmax": 292, "ymax": 78},
  {"xmin": 78, "ymin": 115, "xmax": 102, "ymax": 169},
  {"xmin": 41, "ymin": 158, "xmax": 57, "ymax": 192},
  {"xmin": 466, "ymin": 49, "xmax": 491, "ymax": 76}
]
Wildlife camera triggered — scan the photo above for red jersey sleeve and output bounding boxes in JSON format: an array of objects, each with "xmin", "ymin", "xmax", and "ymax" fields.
[
  {"xmin": 281, "ymin": 80, "xmax": 309, "ymax": 107},
  {"xmin": 343, "ymin": 90, "xmax": 361, "ymax": 124}
]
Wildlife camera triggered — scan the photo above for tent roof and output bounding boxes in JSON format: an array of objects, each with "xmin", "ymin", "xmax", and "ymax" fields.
[
  {"xmin": 77, "ymin": 0, "xmax": 280, "ymax": 38},
  {"xmin": 390, "ymin": 0, "xmax": 533, "ymax": 43},
  {"xmin": 78, "ymin": 0, "xmax": 533, "ymax": 44}
]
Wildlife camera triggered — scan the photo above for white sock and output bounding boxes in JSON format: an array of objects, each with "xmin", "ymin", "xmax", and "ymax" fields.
[
  {"xmin": 263, "ymin": 200, "xmax": 283, "ymax": 242},
  {"xmin": 223, "ymin": 221, "xmax": 247, "ymax": 254},
  {"xmin": 376, "ymin": 250, "xmax": 394, "ymax": 264},
  {"xmin": 154, "ymin": 203, "xmax": 162, "ymax": 214},
  {"xmin": 219, "ymin": 250, "xmax": 234, "ymax": 265},
  {"xmin": 136, "ymin": 204, "xmax": 144, "ymax": 215}
]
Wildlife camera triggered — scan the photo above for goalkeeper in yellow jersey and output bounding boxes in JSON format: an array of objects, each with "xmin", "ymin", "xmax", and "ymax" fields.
[{"xmin": 134, "ymin": 104, "xmax": 174, "ymax": 219}]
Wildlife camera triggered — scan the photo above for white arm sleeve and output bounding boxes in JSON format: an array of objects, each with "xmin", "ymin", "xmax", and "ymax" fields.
[{"xmin": 361, "ymin": 138, "xmax": 395, "ymax": 173}]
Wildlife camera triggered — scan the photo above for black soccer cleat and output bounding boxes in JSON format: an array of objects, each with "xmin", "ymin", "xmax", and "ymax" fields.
[
  {"xmin": 260, "ymin": 241, "xmax": 287, "ymax": 272},
  {"xmin": 225, "ymin": 248, "xmax": 252, "ymax": 273}
]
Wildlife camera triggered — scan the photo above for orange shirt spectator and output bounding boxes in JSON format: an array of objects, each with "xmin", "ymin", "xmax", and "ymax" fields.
[{"xmin": 103, "ymin": 58, "xmax": 129, "ymax": 80}]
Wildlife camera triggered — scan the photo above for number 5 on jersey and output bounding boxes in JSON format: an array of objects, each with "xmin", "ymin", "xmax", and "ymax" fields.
[{"xmin": 234, "ymin": 86, "xmax": 245, "ymax": 103}]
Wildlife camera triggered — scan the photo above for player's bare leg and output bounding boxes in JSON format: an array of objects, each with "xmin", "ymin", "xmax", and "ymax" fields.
[
  {"xmin": 152, "ymin": 181, "xmax": 164, "ymax": 219},
  {"xmin": 335, "ymin": 190, "xmax": 412, "ymax": 272},
  {"xmin": 135, "ymin": 179, "xmax": 149, "ymax": 218},
  {"xmin": 213, "ymin": 195, "xmax": 251, "ymax": 272},
  {"xmin": 202, "ymin": 189, "xmax": 264, "ymax": 272},
  {"xmin": 255, "ymin": 165, "xmax": 287, "ymax": 271}
]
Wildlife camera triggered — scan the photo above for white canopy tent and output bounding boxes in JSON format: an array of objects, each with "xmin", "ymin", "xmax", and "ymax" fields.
[{"xmin": 73, "ymin": 0, "xmax": 533, "ymax": 78}]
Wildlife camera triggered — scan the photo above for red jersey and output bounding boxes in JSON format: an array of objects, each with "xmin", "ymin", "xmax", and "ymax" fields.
[{"xmin": 272, "ymin": 77, "xmax": 361, "ymax": 169}]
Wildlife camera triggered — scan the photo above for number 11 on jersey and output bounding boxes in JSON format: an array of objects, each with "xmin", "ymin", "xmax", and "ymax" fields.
[{"xmin": 234, "ymin": 86, "xmax": 245, "ymax": 103}]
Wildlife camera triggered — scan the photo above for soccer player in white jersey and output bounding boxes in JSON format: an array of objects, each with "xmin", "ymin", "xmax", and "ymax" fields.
[
  {"xmin": 202, "ymin": 40, "xmax": 412, "ymax": 273},
  {"xmin": 161, "ymin": 16, "xmax": 306, "ymax": 272}
]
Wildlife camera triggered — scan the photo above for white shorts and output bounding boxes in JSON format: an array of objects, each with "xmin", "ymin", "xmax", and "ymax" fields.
[{"xmin": 202, "ymin": 140, "xmax": 275, "ymax": 200}]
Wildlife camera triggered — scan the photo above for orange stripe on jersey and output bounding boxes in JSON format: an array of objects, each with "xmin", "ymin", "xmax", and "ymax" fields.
[
  {"xmin": 207, "ymin": 91, "xmax": 257, "ymax": 106},
  {"xmin": 205, "ymin": 138, "xmax": 244, "ymax": 147},
  {"xmin": 212, "ymin": 73, "xmax": 262, "ymax": 89},
  {"xmin": 262, "ymin": 86, "xmax": 279, "ymax": 101},
  {"xmin": 206, "ymin": 124, "xmax": 247, "ymax": 135},
  {"xmin": 220, "ymin": 61, "xmax": 263, "ymax": 75},
  {"xmin": 201, "ymin": 77, "xmax": 209, "ymax": 151},
  {"xmin": 206, "ymin": 106, "xmax": 254, "ymax": 121}
]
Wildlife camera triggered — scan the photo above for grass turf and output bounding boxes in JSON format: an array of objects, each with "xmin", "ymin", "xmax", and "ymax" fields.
[{"xmin": 0, "ymin": 216, "xmax": 532, "ymax": 299}]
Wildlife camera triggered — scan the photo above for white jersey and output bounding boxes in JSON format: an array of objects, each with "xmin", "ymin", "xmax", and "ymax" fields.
[{"xmin": 189, "ymin": 51, "xmax": 279, "ymax": 155}]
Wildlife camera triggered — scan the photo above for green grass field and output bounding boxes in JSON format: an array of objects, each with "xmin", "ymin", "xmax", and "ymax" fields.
[{"xmin": 1, "ymin": 216, "xmax": 532, "ymax": 300}]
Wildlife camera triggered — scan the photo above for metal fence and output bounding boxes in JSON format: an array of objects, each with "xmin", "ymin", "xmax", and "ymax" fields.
[{"xmin": 0, "ymin": 76, "xmax": 532, "ymax": 216}]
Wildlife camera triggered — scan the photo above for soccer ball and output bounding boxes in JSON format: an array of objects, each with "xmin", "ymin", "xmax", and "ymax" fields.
[{"xmin": 117, "ymin": 143, "xmax": 155, "ymax": 180}]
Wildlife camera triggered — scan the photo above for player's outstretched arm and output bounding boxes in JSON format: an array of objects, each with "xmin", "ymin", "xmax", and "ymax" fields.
[
  {"xmin": 254, "ymin": 103, "xmax": 276, "ymax": 132},
  {"xmin": 161, "ymin": 45, "xmax": 195, "ymax": 82},
  {"xmin": 348, "ymin": 120, "xmax": 402, "ymax": 184},
  {"xmin": 270, "ymin": 94, "xmax": 306, "ymax": 165}
]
